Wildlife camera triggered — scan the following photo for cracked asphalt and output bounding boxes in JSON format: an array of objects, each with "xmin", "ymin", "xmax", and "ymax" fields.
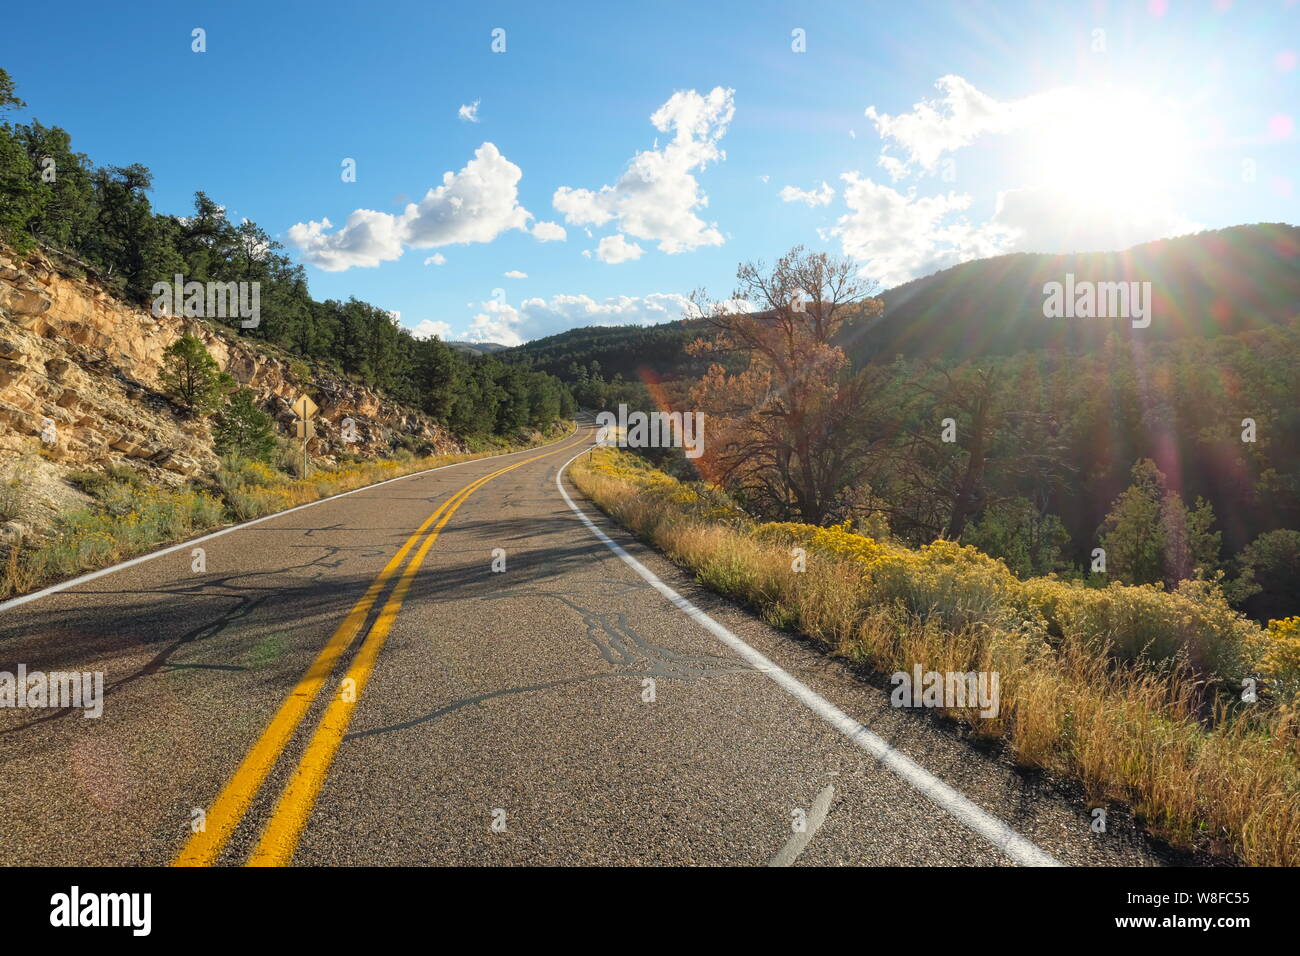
[{"xmin": 0, "ymin": 424, "xmax": 1189, "ymax": 866}]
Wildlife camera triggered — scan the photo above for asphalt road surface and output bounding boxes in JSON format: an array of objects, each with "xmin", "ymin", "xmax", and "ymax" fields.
[{"xmin": 0, "ymin": 424, "xmax": 1178, "ymax": 866}]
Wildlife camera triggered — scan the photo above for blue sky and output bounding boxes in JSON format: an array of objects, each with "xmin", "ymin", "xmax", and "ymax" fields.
[{"xmin": 2, "ymin": 0, "xmax": 1296, "ymax": 344}]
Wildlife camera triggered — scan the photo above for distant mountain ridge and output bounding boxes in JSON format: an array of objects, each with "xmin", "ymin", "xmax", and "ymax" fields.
[
  {"xmin": 501, "ymin": 223, "xmax": 1299, "ymax": 382},
  {"xmin": 507, "ymin": 320, "xmax": 708, "ymax": 381},
  {"xmin": 446, "ymin": 340, "xmax": 511, "ymax": 356},
  {"xmin": 846, "ymin": 222, "xmax": 1300, "ymax": 364}
]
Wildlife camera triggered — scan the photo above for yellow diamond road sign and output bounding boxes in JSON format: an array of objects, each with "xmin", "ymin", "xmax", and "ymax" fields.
[{"xmin": 291, "ymin": 394, "xmax": 317, "ymax": 420}]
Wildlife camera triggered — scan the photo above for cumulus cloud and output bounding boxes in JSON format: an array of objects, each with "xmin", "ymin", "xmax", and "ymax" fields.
[
  {"xmin": 866, "ymin": 75, "xmax": 1069, "ymax": 180},
  {"xmin": 828, "ymin": 173, "xmax": 1015, "ymax": 288},
  {"xmin": 530, "ymin": 220, "xmax": 566, "ymax": 241},
  {"xmin": 594, "ymin": 234, "xmax": 644, "ymax": 264},
  {"xmin": 465, "ymin": 299, "xmax": 524, "ymax": 346},
  {"xmin": 459, "ymin": 292, "xmax": 699, "ymax": 345},
  {"xmin": 458, "ymin": 100, "xmax": 480, "ymax": 123},
  {"xmin": 780, "ymin": 181, "xmax": 835, "ymax": 207},
  {"xmin": 989, "ymin": 185, "xmax": 1202, "ymax": 255},
  {"xmin": 815, "ymin": 76, "xmax": 1200, "ymax": 286},
  {"xmin": 504, "ymin": 270, "xmax": 528, "ymax": 279},
  {"xmin": 552, "ymin": 87, "xmax": 734, "ymax": 254},
  {"xmin": 289, "ymin": 143, "xmax": 533, "ymax": 271},
  {"xmin": 287, "ymin": 210, "xmax": 408, "ymax": 271},
  {"xmin": 828, "ymin": 172, "xmax": 1200, "ymax": 288},
  {"xmin": 408, "ymin": 319, "xmax": 454, "ymax": 340},
  {"xmin": 424, "ymin": 253, "xmax": 447, "ymax": 266}
]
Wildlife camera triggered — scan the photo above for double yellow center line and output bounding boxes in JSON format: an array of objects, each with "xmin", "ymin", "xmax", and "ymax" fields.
[{"xmin": 175, "ymin": 433, "xmax": 587, "ymax": 867}]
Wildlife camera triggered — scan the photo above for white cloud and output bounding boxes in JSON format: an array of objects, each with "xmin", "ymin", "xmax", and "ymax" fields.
[
  {"xmin": 459, "ymin": 292, "xmax": 698, "ymax": 344},
  {"xmin": 408, "ymin": 319, "xmax": 454, "ymax": 340},
  {"xmin": 458, "ymin": 100, "xmax": 480, "ymax": 123},
  {"xmin": 289, "ymin": 143, "xmax": 532, "ymax": 271},
  {"xmin": 465, "ymin": 299, "xmax": 524, "ymax": 346},
  {"xmin": 504, "ymin": 270, "xmax": 528, "ymax": 279},
  {"xmin": 780, "ymin": 181, "xmax": 835, "ymax": 207},
  {"xmin": 594, "ymin": 234, "xmax": 644, "ymax": 264},
  {"xmin": 424, "ymin": 253, "xmax": 447, "ymax": 266},
  {"xmin": 827, "ymin": 173, "xmax": 1200, "ymax": 288},
  {"xmin": 287, "ymin": 210, "xmax": 407, "ymax": 271},
  {"xmin": 989, "ymin": 185, "xmax": 1202, "ymax": 255},
  {"xmin": 400, "ymin": 143, "xmax": 532, "ymax": 247},
  {"xmin": 816, "ymin": 76, "xmax": 1201, "ymax": 286},
  {"xmin": 530, "ymin": 220, "xmax": 566, "ymax": 242},
  {"xmin": 866, "ymin": 75, "xmax": 1070, "ymax": 180},
  {"xmin": 828, "ymin": 173, "xmax": 1015, "ymax": 288},
  {"xmin": 552, "ymin": 87, "xmax": 734, "ymax": 254}
]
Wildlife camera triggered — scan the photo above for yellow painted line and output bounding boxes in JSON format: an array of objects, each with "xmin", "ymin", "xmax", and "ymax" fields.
[
  {"xmin": 245, "ymin": 438, "xmax": 583, "ymax": 866},
  {"xmin": 173, "ymin": 493, "xmax": 460, "ymax": 866},
  {"xmin": 173, "ymin": 434, "xmax": 585, "ymax": 867}
]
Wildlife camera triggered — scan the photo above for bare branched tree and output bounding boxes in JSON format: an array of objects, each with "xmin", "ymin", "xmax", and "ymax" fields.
[{"xmin": 687, "ymin": 246, "xmax": 886, "ymax": 524}]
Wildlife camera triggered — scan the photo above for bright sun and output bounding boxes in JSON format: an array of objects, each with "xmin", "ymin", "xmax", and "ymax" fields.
[{"xmin": 1026, "ymin": 88, "xmax": 1190, "ymax": 206}]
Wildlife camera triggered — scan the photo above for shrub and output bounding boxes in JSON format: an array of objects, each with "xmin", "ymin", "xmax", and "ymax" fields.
[
  {"xmin": 67, "ymin": 465, "xmax": 144, "ymax": 499},
  {"xmin": 1255, "ymin": 617, "xmax": 1300, "ymax": 701},
  {"xmin": 568, "ymin": 447, "xmax": 1299, "ymax": 865},
  {"xmin": 0, "ymin": 479, "xmax": 29, "ymax": 522}
]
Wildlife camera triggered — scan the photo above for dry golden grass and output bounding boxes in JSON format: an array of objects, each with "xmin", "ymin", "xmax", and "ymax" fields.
[{"xmin": 569, "ymin": 448, "xmax": 1300, "ymax": 866}]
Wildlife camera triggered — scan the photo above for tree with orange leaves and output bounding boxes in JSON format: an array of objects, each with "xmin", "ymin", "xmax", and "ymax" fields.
[{"xmin": 687, "ymin": 246, "xmax": 888, "ymax": 524}]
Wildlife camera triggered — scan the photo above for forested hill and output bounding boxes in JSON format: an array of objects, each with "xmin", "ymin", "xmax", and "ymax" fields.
[
  {"xmin": 0, "ymin": 67, "xmax": 574, "ymax": 443},
  {"xmin": 500, "ymin": 223, "xmax": 1299, "ymax": 383},
  {"xmin": 845, "ymin": 222, "xmax": 1300, "ymax": 364},
  {"xmin": 508, "ymin": 319, "xmax": 709, "ymax": 381},
  {"xmin": 447, "ymin": 341, "xmax": 511, "ymax": 356}
]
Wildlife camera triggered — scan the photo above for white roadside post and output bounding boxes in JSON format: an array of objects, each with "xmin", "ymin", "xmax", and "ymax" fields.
[{"xmin": 292, "ymin": 394, "xmax": 318, "ymax": 477}]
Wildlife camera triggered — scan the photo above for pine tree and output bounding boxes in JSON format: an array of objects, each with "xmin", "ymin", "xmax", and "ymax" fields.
[
  {"xmin": 214, "ymin": 388, "xmax": 277, "ymax": 461},
  {"xmin": 160, "ymin": 334, "xmax": 233, "ymax": 415}
]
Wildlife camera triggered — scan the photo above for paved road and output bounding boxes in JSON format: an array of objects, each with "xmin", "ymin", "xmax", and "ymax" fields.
[{"xmin": 0, "ymin": 424, "xmax": 1176, "ymax": 866}]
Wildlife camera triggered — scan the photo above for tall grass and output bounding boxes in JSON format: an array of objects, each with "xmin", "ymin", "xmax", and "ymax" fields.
[{"xmin": 570, "ymin": 447, "xmax": 1300, "ymax": 866}]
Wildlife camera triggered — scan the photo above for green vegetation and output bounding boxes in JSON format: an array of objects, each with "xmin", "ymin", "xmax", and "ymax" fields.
[
  {"xmin": 160, "ymin": 333, "xmax": 234, "ymax": 414},
  {"xmin": 533, "ymin": 244, "xmax": 1300, "ymax": 621},
  {"xmin": 213, "ymin": 388, "xmax": 278, "ymax": 462},
  {"xmin": 571, "ymin": 447, "xmax": 1300, "ymax": 866},
  {"xmin": 0, "ymin": 67, "xmax": 575, "ymax": 442}
]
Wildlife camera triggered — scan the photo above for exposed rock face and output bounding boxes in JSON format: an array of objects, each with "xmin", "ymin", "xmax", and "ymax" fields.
[{"xmin": 0, "ymin": 247, "xmax": 462, "ymax": 483}]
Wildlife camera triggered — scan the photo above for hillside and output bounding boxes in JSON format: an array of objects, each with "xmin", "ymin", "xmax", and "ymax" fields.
[
  {"xmin": 846, "ymin": 222, "xmax": 1300, "ymax": 364},
  {"xmin": 507, "ymin": 318, "xmax": 707, "ymax": 381},
  {"xmin": 504, "ymin": 223, "xmax": 1300, "ymax": 382},
  {"xmin": 0, "ymin": 245, "xmax": 464, "ymax": 537},
  {"xmin": 446, "ymin": 341, "xmax": 510, "ymax": 356}
]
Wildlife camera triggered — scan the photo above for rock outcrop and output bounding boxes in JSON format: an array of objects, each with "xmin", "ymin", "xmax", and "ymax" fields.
[{"xmin": 0, "ymin": 246, "xmax": 462, "ymax": 484}]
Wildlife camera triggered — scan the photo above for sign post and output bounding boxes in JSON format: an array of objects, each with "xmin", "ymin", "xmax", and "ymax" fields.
[{"xmin": 291, "ymin": 394, "xmax": 318, "ymax": 477}]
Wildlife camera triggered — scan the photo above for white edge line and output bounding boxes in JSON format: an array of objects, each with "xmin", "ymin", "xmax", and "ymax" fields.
[
  {"xmin": 0, "ymin": 427, "xmax": 579, "ymax": 614},
  {"xmin": 555, "ymin": 447, "xmax": 1061, "ymax": 868}
]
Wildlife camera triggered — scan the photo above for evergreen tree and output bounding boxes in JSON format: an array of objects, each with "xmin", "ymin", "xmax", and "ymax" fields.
[
  {"xmin": 214, "ymin": 388, "xmax": 278, "ymax": 461},
  {"xmin": 160, "ymin": 334, "xmax": 233, "ymax": 415}
]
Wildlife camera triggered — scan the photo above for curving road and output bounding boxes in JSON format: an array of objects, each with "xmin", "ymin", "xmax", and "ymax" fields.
[{"xmin": 0, "ymin": 423, "xmax": 1176, "ymax": 866}]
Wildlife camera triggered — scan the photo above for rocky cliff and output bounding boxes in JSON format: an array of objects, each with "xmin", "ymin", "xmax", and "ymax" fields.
[{"xmin": 0, "ymin": 246, "xmax": 462, "ymax": 486}]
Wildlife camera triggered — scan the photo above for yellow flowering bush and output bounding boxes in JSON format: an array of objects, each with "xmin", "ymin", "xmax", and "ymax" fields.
[
  {"xmin": 583, "ymin": 448, "xmax": 1267, "ymax": 685},
  {"xmin": 1255, "ymin": 617, "xmax": 1300, "ymax": 700},
  {"xmin": 568, "ymin": 447, "xmax": 1300, "ymax": 865}
]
